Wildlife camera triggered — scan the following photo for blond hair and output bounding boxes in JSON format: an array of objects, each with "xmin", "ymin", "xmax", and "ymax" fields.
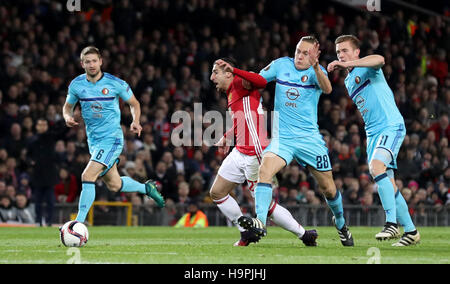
[
  {"xmin": 335, "ymin": 35, "xmax": 361, "ymax": 49},
  {"xmin": 300, "ymin": 35, "xmax": 319, "ymax": 45},
  {"xmin": 80, "ymin": 46, "xmax": 101, "ymax": 61}
]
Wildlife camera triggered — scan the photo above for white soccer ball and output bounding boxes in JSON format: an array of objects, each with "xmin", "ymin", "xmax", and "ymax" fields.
[{"xmin": 60, "ymin": 221, "xmax": 89, "ymax": 247}]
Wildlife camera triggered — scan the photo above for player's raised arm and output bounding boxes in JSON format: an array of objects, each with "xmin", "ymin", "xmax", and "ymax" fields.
[
  {"xmin": 215, "ymin": 59, "xmax": 267, "ymax": 90},
  {"xmin": 328, "ymin": 36, "xmax": 384, "ymax": 72},
  {"xmin": 308, "ymin": 42, "xmax": 332, "ymax": 94},
  {"xmin": 62, "ymin": 101, "xmax": 79, "ymax": 127},
  {"xmin": 338, "ymin": 55, "xmax": 385, "ymax": 70},
  {"xmin": 126, "ymin": 94, "xmax": 143, "ymax": 137}
]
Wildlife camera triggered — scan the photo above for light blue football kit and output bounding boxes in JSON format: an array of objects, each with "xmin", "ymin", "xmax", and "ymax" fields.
[
  {"xmin": 254, "ymin": 57, "xmax": 345, "ymax": 229},
  {"xmin": 345, "ymin": 66, "xmax": 415, "ymax": 232},
  {"xmin": 67, "ymin": 72, "xmax": 147, "ymax": 222},
  {"xmin": 260, "ymin": 57, "xmax": 331, "ymax": 170},
  {"xmin": 67, "ymin": 72, "xmax": 132, "ymax": 174}
]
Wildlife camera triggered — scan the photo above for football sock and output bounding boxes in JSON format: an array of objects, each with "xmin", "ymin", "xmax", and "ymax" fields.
[
  {"xmin": 326, "ymin": 190, "xmax": 345, "ymax": 230},
  {"xmin": 213, "ymin": 194, "xmax": 245, "ymax": 232},
  {"xmin": 374, "ymin": 173, "xmax": 397, "ymax": 224},
  {"xmin": 119, "ymin": 176, "xmax": 146, "ymax": 194},
  {"xmin": 76, "ymin": 182, "xmax": 96, "ymax": 223},
  {"xmin": 255, "ymin": 183, "xmax": 273, "ymax": 226},
  {"xmin": 395, "ymin": 190, "xmax": 416, "ymax": 233},
  {"xmin": 269, "ymin": 203, "xmax": 305, "ymax": 238}
]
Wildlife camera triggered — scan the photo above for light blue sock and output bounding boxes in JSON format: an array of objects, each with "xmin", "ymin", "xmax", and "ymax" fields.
[
  {"xmin": 395, "ymin": 190, "xmax": 416, "ymax": 232},
  {"xmin": 119, "ymin": 176, "xmax": 146, "ymax": 194},
  {"xmin": 76, "ymin": 182, "xmax": 96, "ymax": 223},
  {"xmin": 255, "ymin": 183, "xmax": 273, "ymax": 226},
  {"xmin": 326, "ymin": 190, "xmax": 345, "ymax": 230},
  {"xmin": 374, "ymin": 173, "xmax": 397, "ymax": 224}
]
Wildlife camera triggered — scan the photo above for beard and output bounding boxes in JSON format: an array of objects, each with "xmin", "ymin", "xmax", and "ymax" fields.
[{"xmin": 86, "ymin": 68, "xmax": 101, "ymax": 78}]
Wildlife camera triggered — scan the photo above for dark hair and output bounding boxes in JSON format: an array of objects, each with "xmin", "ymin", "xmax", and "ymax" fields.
[{"xmin": 218, "ymin": 57, "xmax": 238, "ymax": 69}]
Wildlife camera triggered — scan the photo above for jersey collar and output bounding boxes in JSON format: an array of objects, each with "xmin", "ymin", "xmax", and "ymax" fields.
[{"xmin": 86, "ymin": 72, "xmax": 104, "ymax": 84}]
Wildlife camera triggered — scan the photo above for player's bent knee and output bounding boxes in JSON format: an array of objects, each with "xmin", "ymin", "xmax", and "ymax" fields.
[
  {"xmin": 81, "ymin": 171, "xmax": 96, "ymax": 183},
  {"xmin": 103, "ymin": 178, "xmax": 122, "ymax": 192},
  {"xmin": 320, "ymin": 180, "xmax": 337, "ymax": 199},
  {"xmin": 210, "ymin": 188, "xmax": 226, "ymax": 201},
  {"xmin": 106, "ymin": 182, "xmax": 122, "ymax": 192},
  {"xmin": 369, "ymin": 160, "xmax": 386, "ymax": 177},
  {"xmin": 258, "ymin": 164, "xmax": 273, "ymax": 183}
]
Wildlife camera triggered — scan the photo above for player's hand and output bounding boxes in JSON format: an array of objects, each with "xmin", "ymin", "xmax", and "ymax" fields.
[
  {"xmin": 215, "ymin": 59, "xmax": 234, "ymax": 73},
  {"xmin": 308, "ymin": 42, "xmax": 321, "ymax": 67},
  {"xmin": 215, "ymin": 136, "xmax": 231, "ymax": 155},
  {"xmin": 65, "ymin": 116, "xmax": 79, "ymax": 127},
  {"xmin": 130, "ymin": 121, "xmax": 142, "ymax": 137},
  {"xmin": 327, "ymin": 60, "xmax": 347, "ymax": 72}
]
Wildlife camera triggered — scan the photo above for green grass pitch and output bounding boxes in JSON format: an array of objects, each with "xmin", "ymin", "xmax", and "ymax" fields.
[{"xmin": 0, "ymin": 226, "xmax": 449, "ymax": 264}]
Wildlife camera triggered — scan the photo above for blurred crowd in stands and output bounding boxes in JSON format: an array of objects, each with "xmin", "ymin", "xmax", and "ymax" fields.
[{"xmin": 0, "ymin": 0, "xmax": 448, "ymax": 225}]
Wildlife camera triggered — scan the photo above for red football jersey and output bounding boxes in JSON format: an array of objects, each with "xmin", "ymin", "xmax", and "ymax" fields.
[{"xmin": 224, "ymin": 74, "xmax": 270, "ymax": 162}]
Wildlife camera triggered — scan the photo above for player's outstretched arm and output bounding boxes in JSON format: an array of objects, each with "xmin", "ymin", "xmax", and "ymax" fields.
[
  {"xmin": 233, "ymin": 68, "xmax": 267, "ymax": 89},
  {"xmin": 126, "ymin": 95, "xmax": 143, "ymax": 137},
  {"xmin": 63, "ymin": 102, "xmax": 79, "ymax": 127},
  {"xmin": 329, "ymin": 55, "xmax": 385, "ymax": 71}
]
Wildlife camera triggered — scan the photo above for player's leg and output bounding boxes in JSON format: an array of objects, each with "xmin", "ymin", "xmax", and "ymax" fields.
[
  {"xmin": 308, "ymin": 167, "xmax": 353, "ymax": 246},
  {"xmin": 76, "ymin": 160, "xmax": 105, "ymax": 223},
  {"xmin": 370, "ymin": 157, "xmax": 398, "ymax": 230},
  {"xmin": 210, "ymin": 174, "xmax": 261, "ymax": 246},
  {"xmin": 211, "ymin": 149, "xmax": 245, "ymax": 230},
  {"xmin": 267, "ymin": 200, "xmax": 318, "ymax": 246},
  {"xmin": 296, "ymin": 134, "xmax": 353, "ymax": 246},
  {"xmin": 254, "ymin": 151, "xmax": 286, "ymax": 225},
  {"xmin": 209, "ymin": 175, "xmax": 242, "ymax": 229},
  {"xmin": 237, "ymin": 152, "xmax": 286, "ymax": 237},
  {"xmin": 368, "ymin": 128, "xmax": 404, "ymax": 240},
  {"xmin": 101, "ymin": 162, "xmax": 165, "ymax": 207},
  {"xmin": 94, "ymin": 138, "xmax": 164, "ymax": 208},
  {"xmin": 387, "ymin": 170, "xmax": 420, "ymax": 246},
  {"xmin": 307, "ymin": 167, "xmax": 342, "ymax": 224},
  {"xmin": 238, "ymin": 138, "xmax": 293, "ymax": 236}
]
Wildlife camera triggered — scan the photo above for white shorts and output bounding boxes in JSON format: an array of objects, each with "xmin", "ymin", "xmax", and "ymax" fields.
[{"xmin": 218, "ymin": 148, "xmax": 260, "ymax": 194}]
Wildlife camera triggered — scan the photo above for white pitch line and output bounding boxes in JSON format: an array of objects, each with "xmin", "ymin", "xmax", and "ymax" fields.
[{"xmin": 3, "ymin": 249, "xmax": 178, "ymax": 255}]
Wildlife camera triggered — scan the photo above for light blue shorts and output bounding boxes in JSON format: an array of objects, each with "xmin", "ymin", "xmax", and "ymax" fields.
[
  {"xmin": 264, "ymin": 133, "xmax": 332, "ymax": 171},
  {"xmin": 367, "ymin": 124, "xmax": 406, "ymax": 170},
  {"xmin": 89, "ymin": 137, "xmax": 123, "ymax": 177}
]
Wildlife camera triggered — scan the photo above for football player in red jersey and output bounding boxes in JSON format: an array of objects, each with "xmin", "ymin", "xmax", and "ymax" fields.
[{"xmin": 209, "ymin": 58, "xmax": 318, "ymax": 247}]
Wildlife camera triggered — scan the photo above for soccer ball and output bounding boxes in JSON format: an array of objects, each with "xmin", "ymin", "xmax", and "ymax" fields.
[{"xmin": 59, "ymin": 221, "xmax": 89, "ymax": 247}]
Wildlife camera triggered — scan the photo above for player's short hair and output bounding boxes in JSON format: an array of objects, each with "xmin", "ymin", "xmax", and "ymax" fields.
[
  {"xmin": 335, "ymin": 35, "xmax": 361, "ymax": 49},
  {"xmin": 80, "ymin": 46, "xmax": 101, "ymax": 61},
  {"xmin": 217, "ymin": 57, "xmax": 238, "ymax": 69},
  {"xmin": 299, "ymin": 35, "xmax": 319, "ymax": 45}
]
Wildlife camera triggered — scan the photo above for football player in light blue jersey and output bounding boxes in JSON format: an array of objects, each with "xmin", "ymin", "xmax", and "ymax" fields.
[
  {"xmin": 238, "ymin": 36, "xmax": 354, "ymax": 246},
  {"xmin": 328, "ymin": 35, "xmax": 420, "ymax": 246},
  {"xmin": 62, "ymin": 46, "xmax": 165, "ymax": 224}
]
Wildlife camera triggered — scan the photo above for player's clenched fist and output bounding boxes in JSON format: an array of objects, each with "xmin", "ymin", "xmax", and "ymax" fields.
[{"xmin": 327, "ymin": 60, "xmax": 347, "ymax": 72}]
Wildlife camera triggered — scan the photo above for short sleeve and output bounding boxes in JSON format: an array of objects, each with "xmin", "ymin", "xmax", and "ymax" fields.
[
  {"xmin": 259, "ymin": 59, "xmax": 278, "ymax": 83},
  {"xmin": 66, "ymin": 82, "xmax": 79, "ymax": 105},
  {"xmin": 117, "ymin": 80, "xmax": 133, "ymax": 102}
]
